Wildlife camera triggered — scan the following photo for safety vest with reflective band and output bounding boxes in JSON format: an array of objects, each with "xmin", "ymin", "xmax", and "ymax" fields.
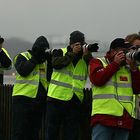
[
  {"xmin": 0, "ymin": 48, "xmax": 12, "ymax": 74},
  {"xmin": 12, "ymin": 51, "xmax": 48, "ymax": 98},
  {"xmin": 91, "ymin": 57, "xmax": 134, "ymax": 117},
  {"xmin": 132, "ymin": 66, "xmax": 140, "ymax": 119},
  {"xmin": 48, "ymin": 47, "xmax": 88, "ymax": 102}
]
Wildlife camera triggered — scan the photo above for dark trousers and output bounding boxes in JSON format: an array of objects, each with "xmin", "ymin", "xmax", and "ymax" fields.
[
  {"xmin": 0, "ymin": 74, "xmax": 3, "ymax": 85},
  {"xmin": 46, "ymin": 98, "xmax": 81, "ymax": 140},
  {"xmin": 11, "ymin": 98, "xmax": 45, "ymax": 140},
  {"xmin": 129, "ymin": 119, "xmax": 140, "ymax": 140},
  {"xmin": 92, "ymin": 124, "xmax": 129, "ymax": 140}
]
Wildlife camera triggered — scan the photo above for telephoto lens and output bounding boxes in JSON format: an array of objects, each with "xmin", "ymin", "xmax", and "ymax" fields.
[
  {"xmin": 126, "ymin": 50, "xmax": 140, "ymax": 62},
  {"xmin": 82, "ymin": 43, "xmax": 99, "ymax": 52}
]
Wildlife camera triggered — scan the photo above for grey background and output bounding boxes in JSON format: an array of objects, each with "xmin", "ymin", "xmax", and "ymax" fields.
[{"xmin": 0, "ymin": 0, "xmax": 140, "ymax": 43}]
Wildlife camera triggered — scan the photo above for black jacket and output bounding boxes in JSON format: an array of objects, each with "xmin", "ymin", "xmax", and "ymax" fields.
[
  {"xmin": 13, "ymin": 50, "xmax": 52, "ymax": 104},
  {"xmin": 0, "ymin": 49, "xmax": 12, "ymax": 84},
  {"xmin": 0, "ymin": 49, "xmax": 12, "ymax": 69},
  {"xmin": 51, "ymin": 46, "xmax": 92, "ymax": 69}
]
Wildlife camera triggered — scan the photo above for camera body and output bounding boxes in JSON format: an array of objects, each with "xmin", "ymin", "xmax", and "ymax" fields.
[
  {"xmin": 45, "ymin": 48, "xmax": 52, "ymax": 54},
  {"xmin": 125, "ymin": 49, "xmax": 140, "ymax": 62},
  {"xmin": 82, "ymin": 43, "xmax": 99, "ymax": 52}
]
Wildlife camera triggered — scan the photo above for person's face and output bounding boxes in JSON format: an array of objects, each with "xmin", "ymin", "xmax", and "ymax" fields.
[
  {"xmin": 129, "ymin": 39, "xmax": 140, "ymax": 51},
  {"xmin": 70, "ymin": 42, "xmax": 82, "ymax": 49},
  {"xmin": 133, "ymin": 39, "xmax": 140, "ymax": 46},
  {"xmin": 110, "ymin": 47, "xmax": 127, "ymax": 57}
]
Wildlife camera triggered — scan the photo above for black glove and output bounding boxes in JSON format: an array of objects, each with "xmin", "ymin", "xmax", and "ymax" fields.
[
  {"xmin": 31, "ymin": 44, "xmax": 47, "ymax": 63},
  {"xmin": 31, "ymin": 55, "xmax": 46, "ymax": 64},
  {"xmin": 31, "ymin": 36, "xmax": 50, "ymax": 64}
]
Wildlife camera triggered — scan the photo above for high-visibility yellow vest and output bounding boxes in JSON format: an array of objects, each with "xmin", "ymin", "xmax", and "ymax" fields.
[
  {"xmin": 12, "ymin": 51, "xmax": 48, "ymax": 98},
  {"xmin": 48, "ymin": 48, "xmax": 88, "ymax": 102},
  {"xmin": 0, "ymin": 48, "xmax": 12, "ymax": 74},
  {"xmin": 91, "ymin": 57, "xmax": 134, "ymax": 117}
]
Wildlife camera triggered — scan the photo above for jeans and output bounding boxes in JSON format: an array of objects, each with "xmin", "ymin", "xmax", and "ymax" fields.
[
  {"xmin": 46, "ymin": 99, "xmax": 81, "ymax": 140},
  {"xmin": 129, "ymin": 119, "xmax": 140, "ymax": 140},
  {"xmin": 11, "ymin": 98, "xmax": 45, "ymax": 140},
  {"xmin": 92, "ymin": 124, "xmax": 129, "ymax": 140}
]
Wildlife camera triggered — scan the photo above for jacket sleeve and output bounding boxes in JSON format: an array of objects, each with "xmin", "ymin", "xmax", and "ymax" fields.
[
  {"xmin": 0, "ymin": 49, "xmax": 12, "ymax": 68},
  {"xmin": 46, "ymin": 55, "xmax": 53, "ymax": 82},
  {"xmin": 89, "ymin": 58, "xmax": 120, "ymax": 86},
  {"xmin": 14, "ymin": 54, "xmax": 37, "ymax": 77},
  {"xmin": 51, "ymin": 49, "xmax": 76, "ymax": 69},
  {"xmin": 83, "ymin": 52, "xmax": 93, "ymax": 65},
  {"xmin": 131, "ymin": 69, "xmax": 140, "ymax": 94}
]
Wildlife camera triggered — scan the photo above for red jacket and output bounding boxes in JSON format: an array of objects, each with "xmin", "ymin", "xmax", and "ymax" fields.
[{"xmin": 89, "ymin": 54, "xmax": 140, "ymax": 130}]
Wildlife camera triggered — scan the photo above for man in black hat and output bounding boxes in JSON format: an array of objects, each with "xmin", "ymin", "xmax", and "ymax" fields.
[
  {"xmin": 0, "ymin": 36, "xmax": 12, "ymax": 84},
  {"xmin": 89, "ymin": 38, "xmax": 140, "ymax": 140},
  {"xmin": 11, "ymin": 36, "xmax": 52, "ymax": 140},
  {"xmin": 45, "ymin": 30, "xmax": 93, "ymax": 140}
]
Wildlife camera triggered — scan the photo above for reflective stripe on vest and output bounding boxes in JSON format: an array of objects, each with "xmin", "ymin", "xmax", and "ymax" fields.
[
  {"xmin": 92, "ymin": 80, "xmax": 131, "ymax": 88},
  {"xmin": 50, "ymin": 79, "xmax": 83, "ymax": 93},
  {"xmin": 53, "ymin": 69, "xmax": 87, "ymax": 80},
  {"xmin": 48, "ymin": 47, "xmax": 87, "ymax": 101},
  {"xmin": 93, "ymin": 94, "xmax": 133, "ymax": 101},
  {"xmin": 12, "ymin": 51, "xmax": 48, "ymax": 98},
  {"xmin": 14, "ymin": 79, "xmax": 38, "ymax": 85},
  {"xmin": 91, "ymin": 57, "xmax": 133, "ymax": 117},
  {"xmin": 2, "ymin": 48, "xmax": 11, "ymax": 59}
]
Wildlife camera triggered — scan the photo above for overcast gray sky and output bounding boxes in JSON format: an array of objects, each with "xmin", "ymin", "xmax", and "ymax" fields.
[{"xmin": 0, "ymin": 0, "xmax": 140, "ymax": 43}]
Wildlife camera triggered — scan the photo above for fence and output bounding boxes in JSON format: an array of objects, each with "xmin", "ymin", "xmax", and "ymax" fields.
[{"xmin": 0, "ymin": 85, "xmax": 92, "ymax": 140}]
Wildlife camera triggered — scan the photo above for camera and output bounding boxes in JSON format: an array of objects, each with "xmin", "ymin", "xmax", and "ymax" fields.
[
  {"xmin": 45, "ymin": 48, "xmax": 52, "ymax": 54},
  {"xmin": 82, "ymin": 43, "xmax": 99, "ymax": 52},
  {"xmin": 125, "ymin": 49, "xmax": 140, "ymax": 62}
]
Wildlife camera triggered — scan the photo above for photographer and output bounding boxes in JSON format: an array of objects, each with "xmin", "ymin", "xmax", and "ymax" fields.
[
  {"xmin": 11, "ymin": 36, "xmax": 52, "ymax": 140},
  {"xmin": 125, "ymin": 33, "xmax": 140, "ymax": 140},
  {"xmin": 45, "ymin": 30, "xmax": 98, "ymax": 140},
  {"xmin": 0, "ymin": 36, "xmax": 12, "ymax": 84},
  {"xmin": 89, "ymin": 38, "xmax": 140, "ymax": 140}
]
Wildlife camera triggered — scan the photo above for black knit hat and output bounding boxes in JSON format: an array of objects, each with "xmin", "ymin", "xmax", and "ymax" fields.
[
  {"xmin": 32, "ymin": 36, "xmax": 50, "ymax": 50},
  {"xmin": 0, "ymin": 36, "xmax": 4, "ymax": 44},
  {"xmin": 110, "ymin": 38, "xmax": 131, "ymax": 50},
  {"xmin": 69, "ymin": 30, "xmax": 85, "ymax": 45}
]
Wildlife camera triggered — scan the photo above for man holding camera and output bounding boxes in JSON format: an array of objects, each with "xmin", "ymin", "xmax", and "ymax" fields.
[
  {"xmin": 45, "ymin": 30, "xmax": 98, "ymax": 140},
  {"xmin": 0, "ymin": 36, "xmax": 12, "ymax": 84},
  {"xmin": 11, "ymin": 36, "xmax": 52, "ymax": 140},
  {"xmin": 89, "ymin": 38, "xmax": 140, "ymax": 140},
  {"xmin": 125, "ymin": 33, "xmax": 140, "ymax": 140}
]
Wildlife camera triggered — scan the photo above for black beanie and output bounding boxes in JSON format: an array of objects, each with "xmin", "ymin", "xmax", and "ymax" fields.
[
  {"xmin": 0, "ymin": 36, "xmax": 4, "ymax": 44},
  {"xmin": 110, "ymin": 38, "xmax": 131, "ymax": 50},
  {"xmin": 69, "ymin": 30, "xmax": 85, "ymax": 45},
  {"xmin": 32, "ymin": 36, "xmax": 50, "ymax": 50}
]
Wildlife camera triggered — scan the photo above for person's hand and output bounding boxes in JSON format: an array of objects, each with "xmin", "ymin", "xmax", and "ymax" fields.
[
  {"xmin": 126, "ymin": 57, "xmax": 137, "ymax": 71},
  {"xmin": 82, "ymin": 44, "xmax": 89, "ymax": 55},
  {"xmin": 113, "ymin": 51, "xmax": 126, "ymax": 65},
  {"xmin": 31, "ymin": 45, "xmax": 47, "ymax": 64},
  {"xmin": 31, "ymin": 54, "xmax": 47, "ymax": 64}
]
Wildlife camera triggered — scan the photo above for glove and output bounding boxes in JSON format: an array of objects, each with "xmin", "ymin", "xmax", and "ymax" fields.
[
  {"xmin": 31, "ymin": 55, "xmax": 47, "ymax": 64},
  {"xmin": 31, "ymin": 44, "xmax": 47, "ymax": 63},
  {"xmin": 31, "ymin": 36, "xmax": 50, "ymax": 64}
]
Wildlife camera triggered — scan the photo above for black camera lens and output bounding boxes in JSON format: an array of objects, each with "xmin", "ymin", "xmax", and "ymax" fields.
[{"xmin": 82, "ymin": 43, "xmax": 99, "ymax": 52}]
